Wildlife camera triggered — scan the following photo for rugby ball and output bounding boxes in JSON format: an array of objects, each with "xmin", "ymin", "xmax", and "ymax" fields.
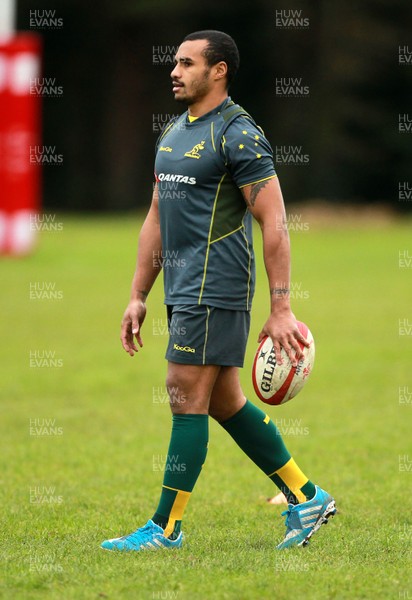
[{"xmin": 252, "ymin": 321, "xmax": 315, "ymax": 405}]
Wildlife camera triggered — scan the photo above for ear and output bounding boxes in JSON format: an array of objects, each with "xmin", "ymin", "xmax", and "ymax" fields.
[{"xmin": 214, "ymin": 61, "xmax": 228, "ymax": 82}]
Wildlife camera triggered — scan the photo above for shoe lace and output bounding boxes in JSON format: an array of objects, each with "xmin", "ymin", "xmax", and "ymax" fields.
[
  {"xmin": 127, "ymin": 523, "xmax": 158, "ymax": 545},
  {"xmin": 281, "ymin": 508, "xmax": 292, "ymax": 528}
]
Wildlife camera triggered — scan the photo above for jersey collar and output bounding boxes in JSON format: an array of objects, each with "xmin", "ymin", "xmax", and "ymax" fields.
[{"xmin": 185, "ymin": 97, "xmax": 233, "ymax": 124}]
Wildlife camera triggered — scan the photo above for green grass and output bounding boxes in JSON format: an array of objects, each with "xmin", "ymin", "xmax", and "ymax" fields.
[{"xmin": 1, "ymin": 212, "xmax": 411, "ymax": 599}]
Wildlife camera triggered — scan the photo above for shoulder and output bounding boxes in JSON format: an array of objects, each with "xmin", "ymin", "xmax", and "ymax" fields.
[
  {"xmin": 223, "ymin": 113, "xmax": 266, "ymax": 141},
  {"xmin": 221, "ymin": 113, "xmax": 272, "ymax": 159}
]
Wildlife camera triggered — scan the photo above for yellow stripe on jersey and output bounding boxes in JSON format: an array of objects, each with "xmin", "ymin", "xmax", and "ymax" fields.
[
  {"xmin": 209, "ymin": 224, "xmax": 243, "ymax": 245},
  {"xmin": 211, "ymin": 122, "xmax": 216, "ymax": 152},
  {"xmin": 263, "ymin": 414, "xmax": 270, "ymax": 424},
  {"xmin": 238, "ymin": 174, "xmax": 277, "ymax": 189},
  {"xmin": 158, "ymin": 120, "xmax": 177, "ymax": 144},
  {"xmin": 240, "ymin": 215, "xmax": 252, "ymax": 310},
  {"xmin": 221, "ymin": 134, "xmax": 227, "ymax": 162},
  {"xmin": 198, "ymin": 173, "xmax": 226, "ymax": 304}
]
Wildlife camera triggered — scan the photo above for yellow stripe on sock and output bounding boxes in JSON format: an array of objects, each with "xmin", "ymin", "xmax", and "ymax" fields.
[
  {"xmin": 263, "ymin": 414, "xmax": 270, "ymax": 424},
  {"xmin": 271, "ymin": 457, "xmax": 309, "ymax": 503},
  {"xmin": 163, "ymin": 490, "xmax": 191, "ymax": 537},
  {"xmin": 162, "ymin": 484, "xmax": 180, "ymax": 492}
]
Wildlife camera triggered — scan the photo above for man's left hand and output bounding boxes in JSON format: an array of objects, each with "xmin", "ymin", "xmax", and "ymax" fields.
[{"xmin": 258, "ymin": 311, "xmax": 309, "ymax": 367}]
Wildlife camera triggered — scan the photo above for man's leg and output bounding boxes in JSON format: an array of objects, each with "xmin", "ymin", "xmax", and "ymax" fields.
[
  {"xmin": 208, "ymin": 367, "xmax": 315, "ymax": 504},
  {"xmin": 101, "ymin": 361, "xmax": 219, "ymax": 551},
  {"xmin": 209, "ymin": 367, "xmax": 336, "ymax": 549},
  {"xmin": 151, "ymin": 362, "xmax": 220, "ymax": 538}
]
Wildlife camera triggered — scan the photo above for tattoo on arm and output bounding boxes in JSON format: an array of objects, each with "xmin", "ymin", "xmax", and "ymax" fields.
[
  {"xmin": 137, "ymin": 290, "xmax": 149, "ymax": 300},
  {"xmin": 270, "ymin": 287, "xmax": 290, "ymax": 298},
  {"xmin": 247, "ymin": 179, "xmax": 270, "ymax": 207}
]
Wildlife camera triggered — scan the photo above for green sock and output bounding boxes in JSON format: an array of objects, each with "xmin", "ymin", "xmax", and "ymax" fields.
[
  {"xmin": 220, "ymin": 400, "xmax": 315, "ymax": 504},
  {"xmin": 152, "ymin": 414, "xmax": 208, "ymax": 537}
]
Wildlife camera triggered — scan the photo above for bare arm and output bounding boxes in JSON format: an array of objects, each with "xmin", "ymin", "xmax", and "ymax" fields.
[
  {"xmin": 121, "ymin": 184, "xmax": 162, "ymax": 356},
  {"xmin": 241, "ymin": 177, "xmax": 308, "ymax": 365}
]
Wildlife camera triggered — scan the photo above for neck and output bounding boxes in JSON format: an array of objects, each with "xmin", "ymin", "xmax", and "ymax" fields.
[{"xmin": 187, "ymin": 90, "xmax": 228, "ymax": 118}]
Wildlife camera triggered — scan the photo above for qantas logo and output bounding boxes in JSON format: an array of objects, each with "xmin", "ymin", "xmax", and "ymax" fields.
[{"xmin": 156, "ymin": 173, "xmax": 197, "ymax": 185}]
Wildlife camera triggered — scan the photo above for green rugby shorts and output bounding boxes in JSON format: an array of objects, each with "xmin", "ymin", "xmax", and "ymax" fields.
[{"xmin": 165, "ymin": 304, "xmax": 251, "ymax": 366}]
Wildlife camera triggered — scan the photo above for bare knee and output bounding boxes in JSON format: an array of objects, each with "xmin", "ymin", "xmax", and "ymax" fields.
[
  {"xmin": 165, "ymin": 362, "xmax": 220, "ymax": 415},
  {"xmin": 208, "ymin": 367, "xmax": 246, "ymax": 422},
  {"xmin": 209, "ymin": 398, "xmax": 245, "ymax": 423},
  {"xmin": 165, "ymin": 368, "xmax": 189, "ymax": 412}
]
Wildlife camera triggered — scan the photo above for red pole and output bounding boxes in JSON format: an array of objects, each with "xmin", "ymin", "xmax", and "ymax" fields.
[{"xmin": 0, "ymin": 32, "xmax": 42, "ymax": 255}]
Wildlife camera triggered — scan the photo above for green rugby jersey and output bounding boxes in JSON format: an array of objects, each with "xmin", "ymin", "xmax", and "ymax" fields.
[{"xmin": 154, "ymin": 97, "xmax": 276, "ymax": 311}]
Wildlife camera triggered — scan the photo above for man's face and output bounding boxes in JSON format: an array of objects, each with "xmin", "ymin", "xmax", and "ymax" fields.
[{"xmin": 170, "ymin": 40, "xmax": 213, "ymax": 105}]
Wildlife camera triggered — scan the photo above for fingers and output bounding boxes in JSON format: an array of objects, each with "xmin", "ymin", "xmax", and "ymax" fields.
[
  {"xmin": 270, "ymin": 337, "xmax": 298, "ymax": 367},
  {"xmin": 121, "ymin": 320, "xmax": 139, "ymax": 357},
  {"xmin": 295, "ymin": 329, "xmax": 310, "ymax": 348},
  {"xmin": 120, "ymin": 301, "xmax": 147, "ymax": 357},
  {"xmin": 120, "ymin": 330, "xmax": 138, "ymax": 356},
  {"xmin": 132, "ymin": 321, "xmax": 143, "ymax": 348},
  {"xmin": 270, "ymin": 329, "xmax": 307, "ymax": 368},
  {"xmin": 286, "ymin": 336, "xmax": 303, "ymax": 367},
  {"xmin": 260, "ymin": 315, "xmax": 309, "ymax": 368},
  {"xmin": 257, "ymin": 330, "xmax": 266, "ymax": 343},
  {"xmin": 271, "ymin": 341, "xmax": 283, "ymax": 366}
]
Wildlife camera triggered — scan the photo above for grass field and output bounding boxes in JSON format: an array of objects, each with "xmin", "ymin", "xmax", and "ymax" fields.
[{"xmin": 1, "ymin": 211, "xmax": 411, "ymax": 599}]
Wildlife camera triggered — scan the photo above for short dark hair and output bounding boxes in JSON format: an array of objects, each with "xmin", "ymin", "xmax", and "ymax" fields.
[{"xmin": 183, "ymin": 30, "xmax": 240, "ymax": 88}]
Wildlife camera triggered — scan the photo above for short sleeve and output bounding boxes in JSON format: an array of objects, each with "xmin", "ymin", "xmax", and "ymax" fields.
[{"xmin": 220, "ymin": 116, "xmax": 277, "ymax": 188}]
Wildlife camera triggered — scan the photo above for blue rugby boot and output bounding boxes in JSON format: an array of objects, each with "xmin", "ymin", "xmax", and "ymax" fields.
[
  {"xmin": 276, "ymin": 485, "xmax": 336, "ymax": 550},
  {"xmin": 101, "ymin": 519, "xmax": 183, "ymax": 552}
]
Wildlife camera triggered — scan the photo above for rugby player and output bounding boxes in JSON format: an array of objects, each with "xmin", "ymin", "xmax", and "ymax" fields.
[{"xmin": 101, "ymin": 30, "xmax": 336, "ymax": 552}]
